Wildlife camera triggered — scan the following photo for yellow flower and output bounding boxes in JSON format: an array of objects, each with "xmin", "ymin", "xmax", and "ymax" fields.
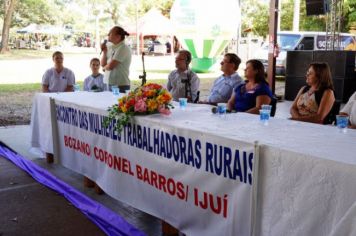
[
  {"xmin": 121, "ymin": 104, "xmax": 128, "ymax": 113},
  {"xmin": 147, "ymin": 99, "xmax": 158, "ymax": 112}
]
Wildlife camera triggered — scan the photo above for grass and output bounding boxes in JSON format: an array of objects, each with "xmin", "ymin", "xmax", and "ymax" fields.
[
  {"xmin": 0, "ymin": 49, "xmax": 96, "ymax": 60},
  {"xmin": 0, "ymin": 83, "xmax": 42, "ymax": 93},
  {"xmin": 0, "ymin": 80, "xmax": 165, "ymax": 93},
  {"xmin": 0, "ymin": 79, "xmax": 213, "ymax": 92},
  {"xmin": 145, "ymin": 69, "xmax": 172, "ymax": 73},
  {"xmin": 0, "ymin": 77, "xmax": 284, "ymax": 126},
  {"xmin": 0, "ymin": 82, "xmax": 88, "ymax": 93}
]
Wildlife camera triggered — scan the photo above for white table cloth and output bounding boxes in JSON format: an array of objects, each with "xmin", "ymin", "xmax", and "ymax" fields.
[{"xmin": 30, "ymin": 91, "xmax": 356, "ymax": 236}]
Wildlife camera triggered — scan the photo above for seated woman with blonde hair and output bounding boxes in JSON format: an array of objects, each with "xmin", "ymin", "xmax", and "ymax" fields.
[
  {"xmin": 227, "ymin": 59, "xmax": 272, "ymax": 114},
  {"xmin": 290, "ymin": 62, "xmax": 335, "ymax": 124}
]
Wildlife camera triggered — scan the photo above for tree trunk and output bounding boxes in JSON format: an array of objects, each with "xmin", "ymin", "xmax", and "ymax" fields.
[{"xmin": 0, "ymin": 0, "xmax": 17, "ymax": 54}]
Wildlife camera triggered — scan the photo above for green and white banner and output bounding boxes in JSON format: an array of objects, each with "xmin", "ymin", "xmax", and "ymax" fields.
[{"xmin": 171, "ymin": 0, "xmax": 240, "ymax": 72}]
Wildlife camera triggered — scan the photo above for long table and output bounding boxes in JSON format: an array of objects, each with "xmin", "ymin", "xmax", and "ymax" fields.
[{"xmin": 31, "ymin": 92, "xmax": 356, "ymax": 236}]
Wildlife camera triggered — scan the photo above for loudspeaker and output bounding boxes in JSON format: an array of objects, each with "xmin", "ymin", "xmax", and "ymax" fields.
[
  {"xmin": 313, "ymin": 51, "xmax": 355, "ymax": 78},
  {"xmin": 333, "ymin": 78, "xmax": 356, "ymax": 103},
  {"xmin": 286, "ymin": 51, "xmax": 313, "ymax": 77},
  {"xmin": 285, "ymin": 50, "xmax": 356, "ymax": 102},
  {"xmin": 285, "ymin": 77, "xmax": 356, "ymax": 102},
  {"xmin": 306, "ymin": 0, "xmax": 329, "ymax": 16},
  {"xmin": 285, "ymin": 76, "xmax": 307, "ymax": 101}
]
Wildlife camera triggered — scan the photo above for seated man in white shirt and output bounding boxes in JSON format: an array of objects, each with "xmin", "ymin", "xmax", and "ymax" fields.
[
  {"xmin": 200, "ymin": 53, "xmax": 243, "ymax": 105},
  {"xmin": 167, "ymin": 50, "xmax": 200, "ymax": 102},
  {"xmin": 42, "ymin": 51, "xmax": 75, "ymax": 92},
  {"xmin": 340, "ymin": 91, "xmax": 356, "ymax": 129}
]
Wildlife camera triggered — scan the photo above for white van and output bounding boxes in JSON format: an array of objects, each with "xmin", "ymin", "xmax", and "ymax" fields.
[{"xmin": 253, "ymin": 31, "xmax": 356, "ymax": 76}]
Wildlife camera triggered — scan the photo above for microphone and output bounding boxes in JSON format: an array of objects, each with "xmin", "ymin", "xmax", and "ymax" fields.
[
  {"xmin": 212, "ymin": 107, "xmax": 218, "ymax": 114},
  {"xmin": 211, "ymin": 107, "xmax": 236, "ymax": 114},
  {"xmin": 100, "ymin": 39, "xmax": 108, "ymax": 55},
  {"xmin": 181, "ymin": 78, "xmax": 188, "ymax": 83}
]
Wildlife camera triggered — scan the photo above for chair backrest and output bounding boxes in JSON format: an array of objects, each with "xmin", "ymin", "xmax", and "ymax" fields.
[
  {"xmin": 323, "ymin": 100, "xmax": 341, "ymax": 125},
  {"xmin": 270, "ymin": 95, "xmax": 278, "ymax": 117}
]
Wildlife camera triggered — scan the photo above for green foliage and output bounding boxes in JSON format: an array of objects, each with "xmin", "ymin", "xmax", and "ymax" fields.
[
  {"xmin": 280, "ymin": 0, "xmax": 354, "ymax": 32},
  {"xmin": 280, "ymin": 0, "xmax": 294, "ymax": 31},
  {"xmin": 241, "ymin": 0, "xmax": 354, "ymax": 37},
  {"xmin": 344, "ymin": 0, "xmax": 356, "ymax": 30},
  {"xmin": 241, "ymin": 0, "xmax": 269, "ymax": 37},
  {"xmin": 278, "ymin": 0, "xmax": 327, "ymax": 31},
  {"xmin": 125, "ymin": 0, "xmax": 174, "ymax": 21},
  {"xmin": 103, "ymin": 104, "xmax": 131, "ymax": 133},
  {"xmin": 299, "ymin": 0, "xmax": 326, "ymax": 31},
  {"xmin": 12, "ymin": 0, "xmax": 58, "ymax": 27},
  {"xmin": 0, "ymin": 0, "xmax": 4, "ymax": 17}
]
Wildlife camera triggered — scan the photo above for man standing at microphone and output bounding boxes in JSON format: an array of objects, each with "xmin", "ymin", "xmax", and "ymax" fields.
[
  {"xmin": 167, "ymin": 50, "xmax": 200, "ymax": 102},
  {"xmin": 101, "ymin": 26, "xmax": 132, "ymax": 92}
]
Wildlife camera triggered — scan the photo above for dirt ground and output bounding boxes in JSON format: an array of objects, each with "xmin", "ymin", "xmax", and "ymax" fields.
[
  {"xmin": 0, "ymin": 79, "xmax": 285, "ymax": 126},
  {"xmin": 0, "ymin": 91, "xmax": 39, "ymax": 126}
]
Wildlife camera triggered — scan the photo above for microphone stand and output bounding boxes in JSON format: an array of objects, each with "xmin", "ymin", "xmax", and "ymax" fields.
[
  {"xmin": 139, "ymin": 52, "xmax": 147, "ymax": 86},
  {"xmin": 184, "ymin": 71, "xmax": 192, "ymax": 102}
]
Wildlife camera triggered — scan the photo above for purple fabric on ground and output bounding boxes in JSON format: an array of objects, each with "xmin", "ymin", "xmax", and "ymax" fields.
[{"xmin": 0, "ymin": 142, "xmax": 146, "ymax": 236}]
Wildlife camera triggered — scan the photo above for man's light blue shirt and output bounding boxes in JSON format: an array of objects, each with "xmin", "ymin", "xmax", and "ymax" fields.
[{"xmin": 208, "ymin": 72, "xmax": 243, "ymax": 103}]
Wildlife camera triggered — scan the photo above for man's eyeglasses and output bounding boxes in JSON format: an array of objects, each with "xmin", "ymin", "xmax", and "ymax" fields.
[{"xmin": 221, "ymin": 60, "xmax": 231, "ymax": 64}]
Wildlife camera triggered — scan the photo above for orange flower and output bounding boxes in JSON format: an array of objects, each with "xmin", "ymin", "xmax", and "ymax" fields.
[
  {"xmin": 143, "ymin": 89, "xmax": 156, "ymax": 98},
  {"xmin": 157, "ymin": 92, "xmax": 172, "ymax": 104}
]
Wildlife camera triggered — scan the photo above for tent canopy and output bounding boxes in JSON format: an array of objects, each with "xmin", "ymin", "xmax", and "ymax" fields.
[
  {"xmin": 17, "ymin": 23, "xmax": 67, "ymax": 35},
  {"xmin": 126, "ymin": 8, "xmax": 175, "ymax": 36}
]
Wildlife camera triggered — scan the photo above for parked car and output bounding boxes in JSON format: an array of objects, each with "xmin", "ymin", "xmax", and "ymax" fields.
[{"xmin": 254, "ymin": 31, "xmax": 356, "ymax": 76}]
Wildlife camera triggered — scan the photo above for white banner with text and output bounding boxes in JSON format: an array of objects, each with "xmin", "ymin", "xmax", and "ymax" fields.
[{"xmin": 54, "ymin": 100, "xmax": 256, "ymax": 236}]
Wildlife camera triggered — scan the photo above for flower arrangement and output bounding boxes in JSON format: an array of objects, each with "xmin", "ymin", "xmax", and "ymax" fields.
[{"xmin": 104, "ymin": 83, "xmax": 174, "ymax": 132}]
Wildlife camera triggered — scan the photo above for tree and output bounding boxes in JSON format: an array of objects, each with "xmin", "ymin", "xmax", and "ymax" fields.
[
  {"xmin": 15, "ymin": 0, "xmax": 57, "ymax": 26},
  {"xmin": 240, "ymin": 0, "xmax": 269, "ymax": 37},
  {"xmin": 344, "ymin": 0, "xmax": 356, "ymax": 31},
  {"xmin": 103, "ymin": 0, "xmax": 120, "ymax": 25},
  {"xmin": 280, "ymin": 0, "xmax": 294, "ymax": 31},
  {"xmin": 0, "ymin": 0, "xmax": 63, "ymax": 53},
  {"xmin": 1, "ymin": 0, "xmax": 17, "ymax": 53},
  {"xmin": 125, "ymin": 0, "xmax": 174, "ymax": 21},
  {"xmin": 280, "ymin": 0, "xmax": 326, "ymax": 31},
  {"xmin": 299, "ymin": 0, "xmax": 326, "ymax": 31},
  {"xmin": 280, "ymin": 0, "xmax": 356, "ymax": 32}
]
